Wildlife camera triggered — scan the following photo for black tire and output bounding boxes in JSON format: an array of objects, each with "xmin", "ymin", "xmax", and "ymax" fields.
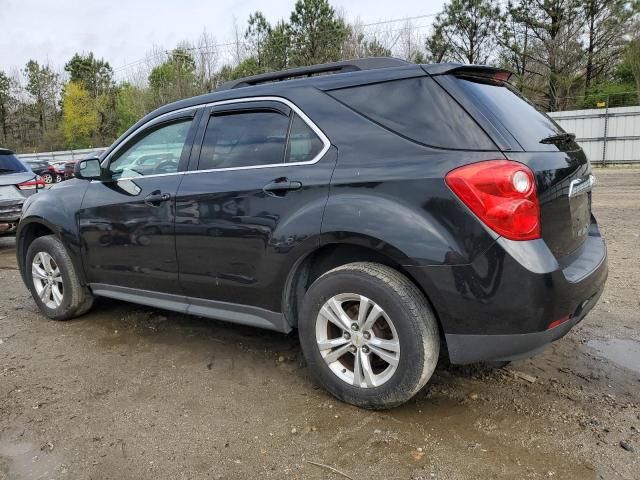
[
  {"xmin": 25, "ymin": 235, "xmax": 93, "ymax": 320},
  {"xmin": 42, "ymin": 173, "xmax": 53, "ymax": 184},
  {"xmin": 298, "ymin": 262, "xmax": 440, "ymax": 409}
]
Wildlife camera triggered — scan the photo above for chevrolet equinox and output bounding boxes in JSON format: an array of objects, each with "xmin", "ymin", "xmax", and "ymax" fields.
[{"xmin": 17, "ymin": 58, "xmax": 608, "ymax": 408}]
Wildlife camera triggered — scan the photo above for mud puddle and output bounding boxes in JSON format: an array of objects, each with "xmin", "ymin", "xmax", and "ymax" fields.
[{"xmin": 587, "ymin": 338, "xmax": 640, "ymax": 374}]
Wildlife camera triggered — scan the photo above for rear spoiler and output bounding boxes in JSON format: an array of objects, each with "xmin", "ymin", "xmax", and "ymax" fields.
[{"xmin": 421, "ymin": 63, "xmax": 513, "ymax": 83}]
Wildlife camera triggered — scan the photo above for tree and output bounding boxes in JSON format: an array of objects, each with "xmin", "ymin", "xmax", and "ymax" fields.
[
  {"xmin": 64, "ymin": 52, "xmax": 114, "ymax": 97},
  {"xmin": 263, "ymin": 21, "xmax": 291, "ymax": 70},
  {"xmin": 623, "ymin": 35, "xmax": 640, "ymax": 102},
  {"xmin": 148, "ymin": 47, "xmax": 197, "ymax": 104},
  {"xmin": 288, "ymin": 0, "xmax": 349, "ymax": 66},
  {"xmin": 425, "ymin": 25, "xmax": 451, "ymax": 63},
  {"xmin": 425, "ymin": 0, "xmax": 502, "ymax": 64},
  {"xmin": 61, "ymin": 82, "xmax": 99, "ymax": 148},
  {"xmin": 582, "ymin": 0, "xmax": 634, "ymax": 89},
  {"xmin": 194, "ymin": 30, "xmax": 220, "ymax": 92},
  {"xmin": 115, "ymin": 83, "xmax": 146, "ymax": 136},
  {"xmin": 0, "ymin": 71, "xmax": 11, "ymax": 143},
  {"xmin": 509, "ymin": 0, "xmax": 587, "ymax": 111},
  {"xmin": 497, "ymin": 0, "xmax": 533, "ymax": 88},
  {"xmin": 24, "ymin": 60, "xmax": 59, "ymax": 134},
  {"xmin": 245, "ymin": 12, "xmax": 272, "ymax": 70}
]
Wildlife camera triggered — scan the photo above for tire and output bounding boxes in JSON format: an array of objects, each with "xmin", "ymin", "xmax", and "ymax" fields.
[
  {"xmin": 25, "ymin": 235, "xmax": 93, "ymax": 321},
  {"xmin": 298, "ymin": 262, "xmax": 440, "ymax": 409},
  {"xmin": 42, "ymin": 173, "xmax": 53, "ymax": 184},
  {"xmin": 55, "ymin": 174, "xmax": 63, "ymax": 183}
]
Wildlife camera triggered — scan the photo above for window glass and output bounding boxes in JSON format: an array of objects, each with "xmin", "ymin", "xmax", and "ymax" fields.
[
  {"xmin": 328, "ymin": 77, "xmax": 495, "ymax": 150},
  {"xmin": 285, "ymin": 113, "xmax": 324, "ymax": 163},
  {"xmin": 452, "ymin": 76, "xmax": 564, "ymax": 151},
  {"xmin": 199, "ymin": 110, "xmax": 289, "ymax": 170},
  {"xmin": 0, "ymin": 153, "xmax": 28, "ymax": 174},
  {"xmin": 109, "ymin": 119, "xmax": 192, "ymax": 179}
]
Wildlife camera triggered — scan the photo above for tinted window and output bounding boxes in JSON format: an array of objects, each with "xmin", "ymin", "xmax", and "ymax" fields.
[
  {"xmin": 328, "ymin": 77, "xmax": 494, "ymax": 150},
  {"xmin": 285, "ymin": 113, "xmax": 324, "ymax": 163},
  {"xmin": 0, "ymin": 153, "xmax": 28, "ymax": 174},
  {"xmin": 453, "ymin": 77, "xmax": 564, "ymax": 151},
  {"xmin": 199, "ymin": 110, "xmax": 289, "ymax": 170},
  {"xmin": 109, "ymin": 119, "xmax": 192, "ymax": 178}
]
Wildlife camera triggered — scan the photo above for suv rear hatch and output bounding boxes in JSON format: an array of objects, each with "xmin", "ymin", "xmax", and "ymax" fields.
[{"xmin": 433, "ymin": 68, "xmax": 593, "ymax": 258}]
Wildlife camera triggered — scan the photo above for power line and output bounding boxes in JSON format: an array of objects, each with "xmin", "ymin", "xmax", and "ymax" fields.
[{"xmin": 112, "ymin": 12, "xmax": 438, "ymax": 74}]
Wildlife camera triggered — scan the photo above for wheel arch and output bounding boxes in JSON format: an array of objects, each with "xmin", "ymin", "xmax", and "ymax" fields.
[
  {"xmin": 281, "ymin": 239, "xmax": 445, "ymax": 338},
  {"xmin": 16, "ymin": 218, "xmax": 86, "ymax": 286}
]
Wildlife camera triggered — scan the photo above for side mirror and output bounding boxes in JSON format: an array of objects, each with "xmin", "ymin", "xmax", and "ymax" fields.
[{"xmin": 75, "ymin": 158, "xmax": 103, "ymax": 180}]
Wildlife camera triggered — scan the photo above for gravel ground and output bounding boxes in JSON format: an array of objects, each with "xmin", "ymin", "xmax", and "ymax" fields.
[{"xmin": 0, "ymin": 168, "xmax": 638, "ymax": 480}]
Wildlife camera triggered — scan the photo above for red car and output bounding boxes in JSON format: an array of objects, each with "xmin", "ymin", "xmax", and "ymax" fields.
[{"xmin": 64, "ymin": 149, "xmax": 106, "ymax": 180}]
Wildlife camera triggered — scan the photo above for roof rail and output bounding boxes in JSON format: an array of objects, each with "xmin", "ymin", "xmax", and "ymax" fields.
[{"xmin": 215, "ymin": 57, "xmax": 410, "ymax": 91}]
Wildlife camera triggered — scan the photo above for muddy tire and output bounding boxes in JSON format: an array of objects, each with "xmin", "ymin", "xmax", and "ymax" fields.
[
  {"xmin": 25, "ymin": 235, "xmax": 93, "ymax": 321},
  {"xmin": 298, "ymin": 262, "xmax": 440, "ymax": 409}
]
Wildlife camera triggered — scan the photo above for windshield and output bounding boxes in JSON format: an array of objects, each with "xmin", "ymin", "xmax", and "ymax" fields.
[
  {"xmin": 452, "ymin": 76, "xmax": 567, "ymax": 152},
  {"xmin": 0, "ymin": 153, "xmax": 28, "ymax": 174}
]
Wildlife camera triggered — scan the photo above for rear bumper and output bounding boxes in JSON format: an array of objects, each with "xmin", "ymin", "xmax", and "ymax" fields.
[
  {"xmin": 0, "ymin": 200, "xmax": 24, "ymax": 224},
  {"xmin": 444, "ymin": 283, "xmax": 603, "ymax": 363},
  {"xmin": 406, "ymin": 221, "xmax": 608, "ymax": 364}
]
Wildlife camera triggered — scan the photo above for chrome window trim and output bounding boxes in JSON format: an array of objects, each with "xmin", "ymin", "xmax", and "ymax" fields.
[{"xmin": 97, "ymin": 96, "xmax": 331, "ymax": 182}]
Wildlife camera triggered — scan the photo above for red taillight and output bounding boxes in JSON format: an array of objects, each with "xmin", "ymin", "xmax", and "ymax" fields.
[
  {"xmin": 547, "ymin": 315, "xmax": 571, "ymax": 330},
  {"xmin": 445, "ymin": 160, "xmax": 541, "ymax": 241},
  {"xmin": 18, "ymin": 176, "xmax": 45, "ymax": 190}
]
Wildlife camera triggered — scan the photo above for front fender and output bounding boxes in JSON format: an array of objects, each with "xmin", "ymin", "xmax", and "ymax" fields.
[{"xmin": 16, "ymin": 180, "xmax": 90, "ymax": 284}]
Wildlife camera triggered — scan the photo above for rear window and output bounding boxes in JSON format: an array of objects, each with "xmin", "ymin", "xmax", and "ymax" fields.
[
  {"xmin": 452, "ymin": 77, "xmax": 564, "ymax": 151},
  {"xmin": 327, "ymin": 77, "xmax": 495, "ymax": 150},
  {"xmin": 0, "ymin": 153, "xmax": 28, "ymax": 174}
]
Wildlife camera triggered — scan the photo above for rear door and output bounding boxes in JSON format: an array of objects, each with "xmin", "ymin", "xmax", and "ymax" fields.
[
  {"xmin": 175, "ymin": 98, "xmax": 335, "ymax": 314},
  {"xmin": 437, "ymin": 73, "xmax": 593, "ymax": 258},
  {"xmin": 78, "ymin": 109, "xmax": 201, "ymax": 294}
]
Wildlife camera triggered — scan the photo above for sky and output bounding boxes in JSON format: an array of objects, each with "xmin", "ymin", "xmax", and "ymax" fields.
[{"xmin": 0, "ymin": 0, "xmax": 444, "ymax": 79}]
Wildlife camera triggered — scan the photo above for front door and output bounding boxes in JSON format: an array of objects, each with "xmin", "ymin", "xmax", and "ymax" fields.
[
  {"xmin": 78, "ymin": 110, "xmax": 200, "ymax": 294},
  {"xmin": 175, "ymin": 100, "xmax": 335, "ymax": 313}
]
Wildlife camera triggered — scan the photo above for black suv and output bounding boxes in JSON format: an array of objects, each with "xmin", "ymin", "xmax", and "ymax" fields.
[{"xmin": 17, "ymin": 58, "xmax": 607, "ymax": 408}]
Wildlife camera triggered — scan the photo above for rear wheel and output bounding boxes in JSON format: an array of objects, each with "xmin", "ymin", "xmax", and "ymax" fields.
[
  {"xmin": 25, "ymin": 235, "xmax": 93, "ymax": 320},
  {"xmin": 298, "ymin": 262, "xmax": 440, "ymax": 409}
]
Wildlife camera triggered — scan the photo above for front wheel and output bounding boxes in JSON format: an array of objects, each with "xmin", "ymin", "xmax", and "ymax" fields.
[
  {"xmin": 25, "ymin": 235, "xmax": 94, "ymax": 320},
  {"xmin": 42, "ymin": 173, "xmax": 53, "ymax": 184},
  {"xmin": 298, "ymin": 262, "xmax": 440, "ymax": 409}
]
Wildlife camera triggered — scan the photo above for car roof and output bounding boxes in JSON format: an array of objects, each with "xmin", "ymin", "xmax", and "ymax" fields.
[{"xmin": 109, "ymin": 58, "xmax": 510, "ymax": 156}]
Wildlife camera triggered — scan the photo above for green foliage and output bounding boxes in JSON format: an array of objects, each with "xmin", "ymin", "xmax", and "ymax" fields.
[
  {"xmin": 246, "ymin": 12, "xmax": 272, "ymax": 69},
  {"xmin": 61, "ymin": 81, "xmax": 99, "ymax": 148},
  {"xmin": 622, "ymin": 35, "xmax": 640, "ymax": 102},
  {"xmin": 115, "ymin": 83, "xmax": 146, "ymax": 136},
  {"xmin": 288, "ymin": 0, "xmax": 348, "ymax": 66},
  {"xmin": 24, "ymin": 60, "xmax": 59, "ymax": 132},
  {"xmin": 426, "ymin": 0, "xmax": 502, "ymax": 64},
  {"xmin": 148, "ymin": 48, "xmax": 197, "ymax": 104},
  {"xmin": 2, "ymin": 0, "xmax": 639, "ymax": 153},
  {"xmin": 64, "ymin": 52, "xmax": 114, "ymax": 97},
  {"xmin": 263, "ymin": 22, "xmax": 291, "ymax": 71},
  {"xmin": 0, "ymin": 71, "xmax": 11, "ymax": 143}
]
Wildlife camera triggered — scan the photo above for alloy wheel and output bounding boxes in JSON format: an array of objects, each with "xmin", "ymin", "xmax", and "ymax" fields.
[
  {"xmin": 32, "ymin": 252, "xmax": 64, "ymax": 309},
  {"xmin": 315, "ymin": 293, "xmax": 400, "ymax": 388}
]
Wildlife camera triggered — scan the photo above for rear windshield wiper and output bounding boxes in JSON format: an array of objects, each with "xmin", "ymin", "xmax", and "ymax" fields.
[{"xmin": 540, "ymin": 132, "xmax": 576, "ymax": 145}]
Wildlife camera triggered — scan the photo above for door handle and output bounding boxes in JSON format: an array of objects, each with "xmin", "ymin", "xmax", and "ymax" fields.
[
  {"xmin": 262, "ymin": 178, "xmax": 303, "ymax": 196},
  {"xmin": 144, "ymin": 191, "xmax": 171, "ymax": 206}
]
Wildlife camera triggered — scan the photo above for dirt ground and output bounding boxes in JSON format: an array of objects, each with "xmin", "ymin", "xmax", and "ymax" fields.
[{"xmin": 0, "ymin": 168, "xmax": 638, "ymax": 480}]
